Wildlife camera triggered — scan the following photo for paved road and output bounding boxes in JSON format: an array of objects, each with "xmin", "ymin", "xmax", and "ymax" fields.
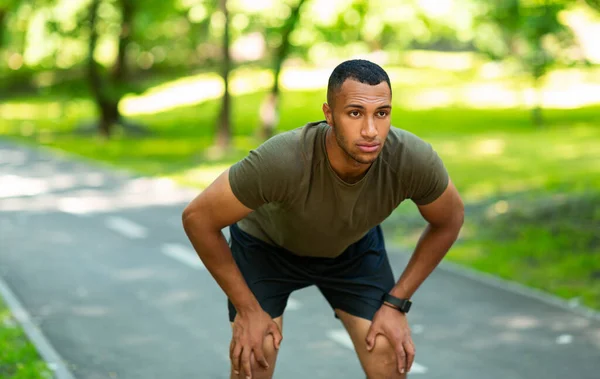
[{"xmin": 1, "ymin": 140, "xmax": 599, "ymax": 379}]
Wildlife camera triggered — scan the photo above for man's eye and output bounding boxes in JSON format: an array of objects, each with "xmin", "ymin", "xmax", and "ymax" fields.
[
  {"xmin": 350, "ymin": 111, "xmax": 360, "ymax": 117},
  {"xmin": 378, "ymin": 111, "xmax": 388, "ymax": 117}
]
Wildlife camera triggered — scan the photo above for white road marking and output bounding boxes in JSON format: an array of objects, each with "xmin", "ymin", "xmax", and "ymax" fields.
[
  {"xmin": 556, "ymin": 334, "xmax": 573, "ymax": 345},
  {"xmin": 327, "ymin": 329, "xmax": 428, "ymax": 374},
  {"xmin": 286, "ymin": 298, "xmax": 302, "ymax": 310},
  {"xmin": 105, "ymin": 216, "xmax": 147, "ymax": 239},
  {"xmin": 162, "ymin": 243, "xmax": 205, "ymax": 269},
  {"xmin": 57, "ymin": 197, "xmax": 93, "ymax": 216},
  {"xmin": 0, "ymin": 276, "xmax": 76, "ymax": 379}
]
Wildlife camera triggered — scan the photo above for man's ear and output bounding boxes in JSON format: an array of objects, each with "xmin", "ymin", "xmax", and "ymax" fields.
[{"xmin": 322, "ymin": 102, "xmax": 333, "ymax": 125}]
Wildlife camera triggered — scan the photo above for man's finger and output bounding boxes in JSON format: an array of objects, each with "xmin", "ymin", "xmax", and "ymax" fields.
[
  {"xmin": 241, "ymin": 346, "xmax": 252, "ymax": 379},
  {"xmin": 253, "ymin": 344, "xmax": 269, "ymax": 369},
  {"xmin": 403, "ymin": 340, "xmax": 416, "ymax": 373},
  {"xmin": 231, "ymin": 342, "xmax": 242, "ymax": 375},
  {"xmin": 395, "ymin": 343, "xmax": 407, "ymax": 374},
  {"xmin": 365, "ymin": 326, "xmax": 378, "ymax": 351},
  {"xmin": 269, "ymin": 323, "xmax": 283, "ymax": 350}
]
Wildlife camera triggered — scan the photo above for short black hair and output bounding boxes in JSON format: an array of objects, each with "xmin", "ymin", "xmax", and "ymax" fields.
[{"xmin": 326, "ymin": 59, "xmax": 391, "ymax": 106}]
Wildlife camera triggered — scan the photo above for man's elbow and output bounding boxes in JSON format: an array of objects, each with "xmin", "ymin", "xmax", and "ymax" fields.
[
  {"xmin": 182, "ymin": 203, "xmax": 205, "ymax": 233},
  {"xmin": 455, "ymin": 200, "xmax": 465, "ymax": 226},
  {"xmin": 450, "ymin": 196, "xmax": 465, "ymax": 228}
]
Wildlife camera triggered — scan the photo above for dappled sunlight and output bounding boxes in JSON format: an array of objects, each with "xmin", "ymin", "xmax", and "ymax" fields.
[
  {"xmin": 0, "ymin": 101, "xmax": 64, "ymax": 120},
  {"xmin": 405, "ymin": 89, "xmax": 455, "ymax": 109},
  {"xmin": 121, "ymin": 69, "xmax": 274, "ymax": 116},
  {"xmin": 403, "ymin": 50, "xmax": 476, "ymax": 71},
  {"xmin": 485, "ymin": 200, "xmax": 510, "ymax": 219},
  {"xmin": 116, "ymin": 65, "xmax": 600, "ymax": 116},
  {"xmin": 174, "ymin": 164, "xmax": 231, "ymax": 190},
  {"xmin": 2, "ymin": 66, "xmax": 599, "ymax": 123},
  {"xmin": 0, "ymin": 144, "xmax": 198, "ymax": 214},
  {"xmin": 0, "ymin": 175, "xmax": 50, "ymax": 198},
  {"xmin": 280, "ymin": 67, "xmax": 333, "ymax": 91},
  {"xmin": 462, "ymin": 83, "xmax": 522, "ymax": 108},
  {"xmin": 0, "ymin": 171, "xmax": 106, "ymax": 199},
  {"xmin": 120, "ymin": 74, "xmax": 224, "ymax": 116},
  {"xmin": 562, "ymin": 8, "xmax": 600, "ymax": 64},
  {"xmin": 491, "ymin": 315, "xmax": 542, "ymax": 330},
  {"xmin": 0, "ymin": 176, "xmax": 197, "ymax": 214},
  {"xmin": 473, "ymin": 138, "xmax": 505, "ymax": 156}
]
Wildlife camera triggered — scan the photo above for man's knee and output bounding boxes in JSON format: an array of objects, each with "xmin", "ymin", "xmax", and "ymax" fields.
[
  {"xmin": 363, "ymin": 335, "xmax": 407, "ymax": 379},
  {"xmin": 231, "ymin": 334, "xmax": 279, "ymax": 379}
]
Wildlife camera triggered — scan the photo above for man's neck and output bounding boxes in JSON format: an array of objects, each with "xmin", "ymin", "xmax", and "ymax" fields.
[{"xmin": 325, "ymin": 127, "xmax": 371, "ymax": 184}]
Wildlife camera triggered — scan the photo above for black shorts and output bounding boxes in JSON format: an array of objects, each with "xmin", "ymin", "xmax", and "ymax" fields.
[{"xmin": 227, "ymin": 223, "xmax": 396, "ymax": 322}]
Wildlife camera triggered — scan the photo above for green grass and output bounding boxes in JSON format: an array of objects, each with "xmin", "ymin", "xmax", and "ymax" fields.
[
  {"xmin": 1, "ymin": 65, "xmax": 599, "ymax": 310},
  {"xmin": 0, "ymin": 299, "xmax": 52, "ymax": 379},
  {"xmin": 451, "ymin": 193, "xmax": 600, "ymax": 308}
]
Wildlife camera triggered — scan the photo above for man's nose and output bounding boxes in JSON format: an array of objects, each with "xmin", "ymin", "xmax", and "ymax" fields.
[{"xmin": 361, "ymin": 118, "xmax": 377, "ymax": 139}]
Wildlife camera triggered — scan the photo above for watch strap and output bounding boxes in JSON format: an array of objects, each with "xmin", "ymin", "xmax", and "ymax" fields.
[{"xmin": 382, "ymin": 293, "xmax": 412, "ymax": 313}]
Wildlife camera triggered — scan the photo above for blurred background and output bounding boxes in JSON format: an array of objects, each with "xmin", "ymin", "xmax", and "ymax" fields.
[{"xmin": 0, "ymin": 0, "xmax": 599, "ymax": 377}]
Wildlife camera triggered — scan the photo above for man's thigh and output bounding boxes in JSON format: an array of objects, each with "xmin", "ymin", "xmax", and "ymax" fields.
[
  {"xmin": 229, "ymin": 316, "xmax": 283, "ymax": 379},
  {"xmin": 335, "ymin": 309, "xmax": 406, "ymax": 379}
]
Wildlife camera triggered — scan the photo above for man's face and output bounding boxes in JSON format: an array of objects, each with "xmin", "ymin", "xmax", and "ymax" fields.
[{"xmin": 323, "ymin": 79, "xmax": 392, "ymax": 165}]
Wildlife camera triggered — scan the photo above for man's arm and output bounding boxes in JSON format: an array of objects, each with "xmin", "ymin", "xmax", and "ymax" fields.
[
  {"xmin": 181, "ymin": 168, "xmax": 282, "ymax": 377},
  {"xmin": 365, "ymin": 179, "xmax": 464, "ymax": 375},
  {"xmin": 389, "ymin": 178, "xmax": 464, "ymax": 300},
  {"xmin": 182, "ymin": 168, "xmax": 259, "ymax": 313}
]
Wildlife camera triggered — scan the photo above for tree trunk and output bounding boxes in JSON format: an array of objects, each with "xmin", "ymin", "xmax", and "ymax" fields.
[
  {"xmin": 88, "ymin": 0, "xmax": 121, "ymax": 138},
  {"xmin": 0, "ymin": 9, "xmax": 6, "ymax": 49},
  {"xmin": 531, "ymin": 76, "xmax": 543, "ymax": 127},
  {"xmin": 260, "ymin": 0, "xmax": 306, "ymax": 140},
  {"xmin": 112, "ymin": 0, "xmax": 134, "ymax": 81},
  {"xmin": 216, "ymin": 0, "xmax": 231, "ymax": 150}
]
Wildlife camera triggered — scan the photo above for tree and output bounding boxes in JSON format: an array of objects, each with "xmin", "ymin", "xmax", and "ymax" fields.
[
  {"xmin": 216, "ymin": 0, "xmax": 231, "ymax": 150},
  {"xmin": 86, "ymin": 0, "xmax": 144, "ymax": 138},
  {"xmin": 259, "ymin": 0, "xmax": 307, "ymax": 140},
  {"xmin": 87, "ymin": 0, "xmax": 116, "ymax": 138},
  {"xmin": 472, "ymin": 0, "xmax": 577, "ymax": 126},
  {"xmin": 111, "ymin": 0, "xmax": 134, "ymax": 81}
]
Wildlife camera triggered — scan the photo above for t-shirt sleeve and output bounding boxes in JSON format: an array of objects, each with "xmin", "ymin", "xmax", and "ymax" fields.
[
  {"xmin": 228, "ymin": 134, "xmax": 299, "ymax": 210},
  {"xmin": 402, "ymin": 136, "xmax": 449, "ymax": 206}
]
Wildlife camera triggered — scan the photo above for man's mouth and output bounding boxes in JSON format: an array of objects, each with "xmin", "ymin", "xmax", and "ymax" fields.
[{"xmin": 357, "ymin": 143, "xmax": 380, "ymax": 153}]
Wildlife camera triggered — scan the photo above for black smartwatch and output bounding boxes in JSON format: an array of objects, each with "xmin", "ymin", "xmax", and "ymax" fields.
[{"xmin": 382, "ymin": 293, "xmax": 412, "ymax": 313}]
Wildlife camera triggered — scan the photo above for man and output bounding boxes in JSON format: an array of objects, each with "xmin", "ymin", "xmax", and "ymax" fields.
[{"xmin": 182, "ymin": 59, "xmax": 464, "ymax": 379}]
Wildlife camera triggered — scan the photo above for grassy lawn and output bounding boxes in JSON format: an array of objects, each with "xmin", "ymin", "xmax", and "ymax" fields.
[
  {"xmin": 1, "ymin": 64, "xmax": 599, "ymax": 310},
  {"xmin": 0, "ymin": 298, "xmax": 51, "ymax": 378}
]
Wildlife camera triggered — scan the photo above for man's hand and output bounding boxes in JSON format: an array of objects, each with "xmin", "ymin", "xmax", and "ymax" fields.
[
  {"xmin": 230, "ymin": 309, "xmax": 282, "ymax": 379},
  {"xmin": 365, "ymin": 304, "xmax": 415, "ymax": 375}
]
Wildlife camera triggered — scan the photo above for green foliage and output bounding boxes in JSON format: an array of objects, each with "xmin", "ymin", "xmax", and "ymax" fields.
[
  {"xmin": 584, "ymin": 0, "xmax": 600, "ymax": 12},
  {"xmin": 472, "ymin": 0, "xmax": 577, "ymax": 80},
  {"xmin": 0, "ymin": 300, "xmax": 52, "ymax": 379}
]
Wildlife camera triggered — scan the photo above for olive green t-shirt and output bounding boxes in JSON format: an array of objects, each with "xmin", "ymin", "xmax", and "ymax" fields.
[{"xmin": 229, "ymin": 121, "xmax": 449, "ymax": 258}]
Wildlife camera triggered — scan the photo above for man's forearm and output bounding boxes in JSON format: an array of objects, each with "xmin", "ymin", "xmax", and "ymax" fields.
[
  {"xmin": 183, "ymin": 217, "xmax": 260, "ymax": 315},
  {"xmin": 389, "ymin": 221, "xmax": 463, "ymax": 300}
]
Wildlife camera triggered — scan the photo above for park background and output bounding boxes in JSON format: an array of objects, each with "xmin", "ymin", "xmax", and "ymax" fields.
[{"xmin": 0, "ymin": 0, "xmax": 599, "ymax": 376}]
